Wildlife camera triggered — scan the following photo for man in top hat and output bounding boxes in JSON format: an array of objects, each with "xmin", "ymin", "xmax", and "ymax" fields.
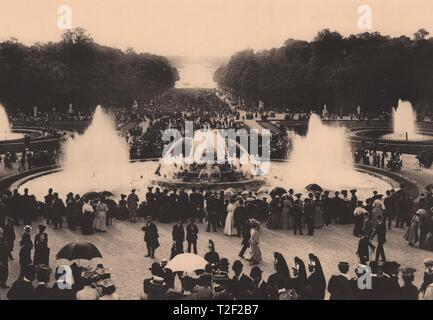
[
  {"xmin": 206, "ymin": 194, "xmax": 218, "ymax": 232},
  {"xmin": 172, "ymin": 219, "xmax": 185, "ymax": 256},
  {"xmin": 356, "ymin": 232, "xmax": 375, "ymax": 265},
  {"xmin": 186, "ymin": 218, "xmax": 199, "ymax": 254},
  {"xmin": 127, "ymin": 189, "xmax": 139, "ymax": 223},
  {"xmin": 51, "ymin": 193, "xmax": 65, "ymax": 230},
  {"xmin": 177, "ymin": 189, "xmax": 189, "ymax": 223},
  {"xmin": 145, "ymin": 186, "xmax": 154, "ymax": 215},
  {"xmin": 370, "ymin": 215, "xmax": 387, "ymax": 262},
  {"xmin": 327, "ymin": 261, "xmax": 352, "ymax": 300},
  {"xmin": 141, "ymin": 216, "xmax": 159, "ymax": 258},
  {"xmin": 292, "ymin": 194, "xmax": 303, "ymax": 235},
  {"xmin": 235, "ymin": 197, "xmax": 249, "ymax": 238}
]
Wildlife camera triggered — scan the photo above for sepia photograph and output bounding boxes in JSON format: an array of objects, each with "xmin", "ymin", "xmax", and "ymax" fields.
[{"xmin": 0, "ymin": 0, "xmax": 432, "ymax": 307}]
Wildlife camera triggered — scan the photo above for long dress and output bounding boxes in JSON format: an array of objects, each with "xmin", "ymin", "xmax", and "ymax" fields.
[
  {"xmin": 313, "ymin": 199, "xmax": 324, "ymax": 228},
  {"xmin": 33, "ymin": 232, "xmax": 50, "ymax": 266},
  {"xmin": 81, "ymin": 204, "xmax": 95, "ymax": 235},
  {"xmin": 280, "ymin": 200, "xmax": 291, "ymax": 230},
  {"xmin": 224, "ymin": 203, "xmax": 237, "ymax": 236},
  {"xmin": 404, "ymin": 215, "xmax": 419, "ymax": 245},
  {"xmin": 372, "ymin": 205, "xmax": 383, "ymax": 228},
  {"xmin": 246, "ymin": 228, "xmax": 262, "ymax": 264},
  {"xmin": 94, "ymin": 202, "xmax": 108, "ymax": 232}
]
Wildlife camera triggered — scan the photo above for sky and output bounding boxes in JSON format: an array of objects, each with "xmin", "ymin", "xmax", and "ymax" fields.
[{"xmin": 1, "ymin": 0, "xmax": 433, "ymax": 58}]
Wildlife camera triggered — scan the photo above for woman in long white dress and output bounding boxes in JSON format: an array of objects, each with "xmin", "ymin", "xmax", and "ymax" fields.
[
  {"xmin": 94, "ymin": 199, "xmax": 108, "ymax": 232},
  {"xmin": 224, "ymin": 198, "xmax": 238, "ymax": 236}
]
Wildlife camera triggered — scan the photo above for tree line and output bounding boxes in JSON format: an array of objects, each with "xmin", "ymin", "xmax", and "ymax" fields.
[
  {"xmin": 0, "ymin": 28, "xmax": 179, "ymax": 113},
  {"xmin": 214, "ymin": 29, "xmax": 433, "ymax": 114}
]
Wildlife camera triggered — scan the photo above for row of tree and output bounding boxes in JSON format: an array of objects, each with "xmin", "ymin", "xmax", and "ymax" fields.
[
  {"xmin": 214, "ymin": 29, "xmax": 433, "ymax": 114},
  {"xmin": 0, "ymin": 28, "xmax": 179, "ymax": 113}
]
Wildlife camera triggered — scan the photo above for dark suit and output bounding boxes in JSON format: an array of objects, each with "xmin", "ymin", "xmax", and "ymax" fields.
[
  {"xmin": 34, "ymin": 283, "xmax": 51, "ymax": 300},
  {"xmin": 239, "ymin": 220, "xmax": 251, "ymax": 258},
  {"xmin": 7, "ymin": 279, "xmax": 34, "ymax": 300},
  {"xmin": 233, "ymin": 274, "xmax": 254, "ymax": 300},
  {"xmin": 327, "ymin": 274, "xmax": 352, "ymax": 300},
  {"xmin": 172, "ymin": 224, "xmax": 185, "ymax": 254},
  {"xmin": 371, "ymin": 222, "xmax": 386, "ymax": 261},
  {"xmin": 186, "ymin": 223, "xmax": 199, "ymax": 254},
  {"xmin": 357, "ymin": 237, "xmax": 375, "ymax": 264},
  {"xmin": 142, "ymin": 222, "xmax": 159, "ymax": 258}
]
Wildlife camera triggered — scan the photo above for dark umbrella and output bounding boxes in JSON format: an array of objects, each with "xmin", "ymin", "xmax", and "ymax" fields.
[
  {"xmin": 269, "ymin": 187, "xmax": 287, "ymax": 197},
  {"xmin": 81, "ymin": 192, "xmax": 100, "ymax": 202},
  {"xmin": 56, "ymin": 242, "xmax": 103, "ymax": 261},
  {"xmin": 99, "ymin": 191, "xmax": 114, "ymax": 198},
  {"xmin": 305, "ymin": 183, "xmax": 323, "ymax": 193}
]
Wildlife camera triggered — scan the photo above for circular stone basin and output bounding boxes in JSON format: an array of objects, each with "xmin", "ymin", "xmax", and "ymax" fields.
[
  {"xmin": 16, "ymin": 160, "xmax": 394, "ymax": 202},
  {"xmin": 0, "ymin": 131, "xmax": 25, "ymax": 141},
  {"xmin": 381, "ymin": 132, "xmax": 431, "ymax": 142},
  {"xmin": 0, "ymin": 128, "xmax": 44, "ymax": 142},
  {"xmin": 352, "ymin": 128, "xmax": 433, "ymax": 143}
]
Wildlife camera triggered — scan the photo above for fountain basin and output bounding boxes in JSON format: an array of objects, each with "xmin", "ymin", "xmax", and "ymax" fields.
[
  {"xmin": 349, "ymin": 127, "xmax": 433, "ymax": 154},
  {"xmin": 8, "ymin": 159, "xmax": 399, "ymax": 203}
]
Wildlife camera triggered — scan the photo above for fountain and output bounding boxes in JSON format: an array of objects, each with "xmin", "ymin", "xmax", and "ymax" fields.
[
  {"xmin": 0, "ymin": 104, "xmax": 24, "ymax": 140},
  {"xmin": 152, "ymin": 129, "xmax": 265, "ymax": 190},
  {"xmin": 53, "ymin": 105, "xmax": 133, "ymax": 197},
  {"xmin": 382, "ymin": 99, "xmax": 425, "ymax": 141},
  {"xmin": 349, "ymin": 99, "xmax": 433, "ymax": 154},
  {"xmin": 275, "ymin": 114, "xmax": 391, "ymax": 193}
]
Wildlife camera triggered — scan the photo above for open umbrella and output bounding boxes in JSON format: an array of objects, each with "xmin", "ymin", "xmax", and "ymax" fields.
[
  {"xmin": 56, "ymin": 242, "xmax": 102, "ymax": 261},
  {"xmin": 305, "ymin": 183, "xmax": 323, "ymax": 193},
  {"xmin": 81, "ymin": 192, "xmax": 100, "ymax": 202},
  {"xmin": 165, "ymin": 253, "xmax": 207, "ymax": 273},
  {"xmin": 269, "ymin": 186, "xmax": 287, "ymax": 197},
  {"xmin": 99, "ymin": 191, "xmax": 114, "ymax": 198}
]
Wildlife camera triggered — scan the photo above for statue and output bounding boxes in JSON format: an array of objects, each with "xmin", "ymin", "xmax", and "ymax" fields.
[
  {"xmin": 68, "ymin": 103, "xmax": 73, "ymax": 114},
  {"xmin": 33, "ymin": 105, "xmax": 38, "ymax": 117}
]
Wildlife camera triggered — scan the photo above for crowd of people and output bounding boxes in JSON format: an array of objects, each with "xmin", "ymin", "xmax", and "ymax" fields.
[
  {"xmin": 0, "ymin": 181, "xmax": 433, "ymax": 299},
  {"xmin": 354, "ymin": 148, "xmax": 403, "ymax": 172}
]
